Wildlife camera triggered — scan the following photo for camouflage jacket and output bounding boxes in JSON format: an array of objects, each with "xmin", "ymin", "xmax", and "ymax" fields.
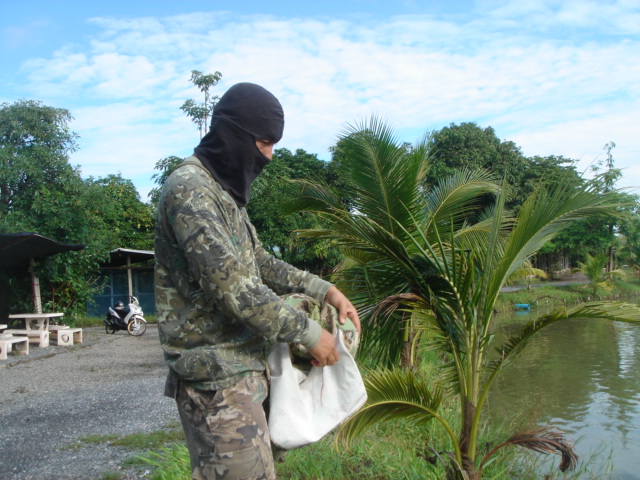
[{"xmin": 155, "ymin": 156, "xmax": 331, "ymax": 390}]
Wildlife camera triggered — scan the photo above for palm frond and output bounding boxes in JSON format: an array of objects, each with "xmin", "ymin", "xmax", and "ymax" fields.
[
  {"xmin": 423, "ymin": 168, "xmax": 500, "ymax": 233},
  {"xmin": 504, "ymin": 265, "xmax": 547, "ymax": 286},
  {"xmin": 338, "ymin": 117, "xmax": 429, "ymax": 234},
  {"xmin": 336, "ymin": 367, "xmax": 448, "ymax": 449},
  {"xmin": 283, "ymin": 177, "xmax": 344, "ymax": 214},
  {"xmin": 478, "ymin": 427, "xmax": 578, "ymax": 475},
  {"xmin": 485, "ymin": 180, "xmax": 625, "ymax": 310}
]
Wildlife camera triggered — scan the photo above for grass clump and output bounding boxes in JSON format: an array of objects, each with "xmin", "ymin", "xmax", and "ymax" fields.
[{"xmin": 73, "ymin": 421, "xmax": 183, "ymax": 450}]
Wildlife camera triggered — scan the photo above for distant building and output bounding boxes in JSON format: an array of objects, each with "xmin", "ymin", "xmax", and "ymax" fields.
[{"xmin": 90, "ymin": 248, "xmax": 155, "ymax": 317}]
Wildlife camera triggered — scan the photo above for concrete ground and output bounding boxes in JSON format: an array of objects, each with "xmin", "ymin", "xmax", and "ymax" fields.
[{"xmin": 0, "ymin": 324, "xmax": 179, "ymax": 480}]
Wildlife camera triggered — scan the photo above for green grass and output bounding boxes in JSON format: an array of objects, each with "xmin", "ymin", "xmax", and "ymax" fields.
[
  {"xmin": 125, "ymin": 386, "xmax": 616, "ymax": 480},
  {"xmin": 72, "ymin": 420, "xmax": 183, "ymax": 450},
  {"xmin": 135, "ymin": 443, "xmax": 191, "ymax": 480},
  {"xmin": 134, "ymin": 421, "xmax": 612, "ymax": 480},
  {"xmin": 99, "ymin": 474, "xmax": 122, "ymax": 480},
  {"xmin": 61, "ymin": 421, "xmax": 185, "ymax": 479}
]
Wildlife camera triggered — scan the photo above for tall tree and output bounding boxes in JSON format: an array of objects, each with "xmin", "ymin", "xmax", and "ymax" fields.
[
  {"xmin": 89, "ymin": 174, "xmax": 154, "ymax": 250},
  {"xmin": 616, "ymin": 193, "xmax": 640, "ymax": 267},
  {"xmin": 180, "ymin": 70, "xmax": 222, "ymax": 139},
  {"xmin": 592, "ymin": 142, "xmax": 622, "ymax": 271},
  {"xmin": 148, "ymin": 70, "xmax": 222, "ymax": 202},
  {"xmin": 0, "ymin": 100, "xmax": 79, "ymax": 216},
  {"xmin": 427, "ymin": 122, "xmax": 529, "ymax": 211}
]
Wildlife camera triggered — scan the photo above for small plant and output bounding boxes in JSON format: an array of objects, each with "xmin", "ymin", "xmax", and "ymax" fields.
[
  {"xmin": 136, "ymin": 442, "xmax": 190, "ymax": 480},
  {"xmin": 577, "ymin": 252, "xmax": 627, "ymax": 296}
]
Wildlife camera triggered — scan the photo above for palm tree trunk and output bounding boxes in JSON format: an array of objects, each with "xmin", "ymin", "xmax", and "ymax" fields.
[
  {"xmin": 401, "ymin": 332, "xmax": 415, "ymax": 368},
  {"xmin": 400, "ymin": 313, "xmax": 415, "ymax": 368},
  {"xmin": 460, "ymin": 400, "xmax": 478, "ymax": 479}
]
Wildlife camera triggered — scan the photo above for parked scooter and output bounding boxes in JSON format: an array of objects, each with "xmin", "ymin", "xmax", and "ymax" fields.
[{"xmin": 104, "ymin": 296, "xmax": 147, "ymax": 336}]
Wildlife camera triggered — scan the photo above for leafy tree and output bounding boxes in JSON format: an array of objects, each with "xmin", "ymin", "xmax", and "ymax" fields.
[
  {"xmin": 180, "ymin": 70, "xmax": 222, "ymax": 139},
  {"xmin": 148, "ymin": 70, "xmax": 222, "ymax": 202},
  {"xmin": 521, "ymin": 154, "xmax": 582, "ymax": 197},
  {"xmin": 0, "ymin": 100, "xmax": 79, "ymax": 216},
  {"xmin": 427, "ymin": 122, "xmax": 529, "ymax": 211},
  {"xmin": 0, "ymin": 100, "xmax": 154, "ymax": 315},
  {"xmin": 592, "ymin": 142, "xmax": 622, "ymax": 271},
  {"xmin": 291, "ymin": 117, "xmax": 640, "ymax": 479},
  {"xmin": 89, "ymin": 174, "xmax": 154, "ymax": 250},
  {"xmin": 249, "ymin": 148, "xmax": 341, "ymax": 275},
  {"xmin": 616, "ymin": 194, "xmax": 640, "ymax": 267}
]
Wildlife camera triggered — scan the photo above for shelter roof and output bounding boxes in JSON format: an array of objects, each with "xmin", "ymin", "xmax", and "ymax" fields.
[
  {"xmin": 0, "ymin": 232, "xmax": 85, "ymax": 270},
  {"xmin": 105, "ymin": 248, "xmax": 154, "ymax": 268}
]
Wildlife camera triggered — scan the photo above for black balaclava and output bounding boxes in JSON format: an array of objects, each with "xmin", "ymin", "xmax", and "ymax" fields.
[{"xmin": 194, "ymin": 82, "xmax": 284, "ymax": 207}]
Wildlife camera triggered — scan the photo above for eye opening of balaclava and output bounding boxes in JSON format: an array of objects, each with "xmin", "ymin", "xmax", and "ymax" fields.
[{"xmin": 194, "ymin": 82, "xmax": 284, "ymax": 207}]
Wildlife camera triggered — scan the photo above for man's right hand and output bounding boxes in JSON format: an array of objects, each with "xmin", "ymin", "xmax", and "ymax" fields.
[{"xmin": 308, "ymin": 329, "xmax": 339, "ymax": 367}]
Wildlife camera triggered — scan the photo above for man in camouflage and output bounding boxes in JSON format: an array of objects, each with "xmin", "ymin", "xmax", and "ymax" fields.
[{"xmin": 155, "ymin": 82, "xmax": 360, "ymax": 480}]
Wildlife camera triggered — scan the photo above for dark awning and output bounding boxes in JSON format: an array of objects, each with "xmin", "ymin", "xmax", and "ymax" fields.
[
  {"xmin": 0, "ymin": 232, "xmax": 85, "ymax": 270},
  {"xmin": 105, "ymin": 248, "xmax": 154, "ymax": 268}
]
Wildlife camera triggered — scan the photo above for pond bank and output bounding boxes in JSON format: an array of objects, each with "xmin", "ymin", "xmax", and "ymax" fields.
[{"xmin": 497, "ymin": 273, "xmax": 640, "ymax": 312}]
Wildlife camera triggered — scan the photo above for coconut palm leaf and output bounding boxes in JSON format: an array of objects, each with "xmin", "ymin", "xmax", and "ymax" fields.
[
  {"xmin": 484, "ymin": 181, "xmax": 624, "ymax": 313},
  {"xmin": 334, "ymin": 117, "xmax": 431, "ymax": 236},
  {"xmin": 421, "ymin": 168, "xmax": 500, "ymax": 235},
  {"xmin": 478, "ymin": 427, "xmax": 578, "ymax": 476},
  {"xmin": 337, "ymin": 367, "xmax": 456, "ymax": 457}
]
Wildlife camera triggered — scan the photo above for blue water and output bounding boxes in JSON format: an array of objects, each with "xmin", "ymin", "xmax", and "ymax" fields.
[{"xmin": 488, "ymin": 311, "xmax": 640, "ymax": 478}]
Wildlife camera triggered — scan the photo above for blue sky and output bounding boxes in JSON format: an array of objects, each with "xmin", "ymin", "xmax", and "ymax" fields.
[{"xmin": 2, "ymin": 0, "xmax": 639, "ymax": 200}]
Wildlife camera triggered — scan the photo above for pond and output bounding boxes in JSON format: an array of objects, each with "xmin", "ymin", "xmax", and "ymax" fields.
[{"xmin": 487, "ymin": 309, "xmax": 640, "ymax": 478}]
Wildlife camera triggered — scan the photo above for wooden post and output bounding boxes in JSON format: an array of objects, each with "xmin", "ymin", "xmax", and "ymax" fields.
[
  {"xmin": 127, "ymin": 255, "xmax": 133, "ymax": 300},
  {"xmin": 30, "ymin": 257, "xmax": 42, "ymax": 314}
]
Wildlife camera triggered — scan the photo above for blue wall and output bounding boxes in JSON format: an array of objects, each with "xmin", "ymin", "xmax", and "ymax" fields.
[{"xmin": 89, "ymin": 268, "xmax": 155, "ymax": 317}]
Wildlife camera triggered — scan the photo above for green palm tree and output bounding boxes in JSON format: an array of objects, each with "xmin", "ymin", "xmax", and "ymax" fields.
[
  {"xmin": 577, "ymin": 252, "xmax": 627, "ymax": 297},
  {"xmin": 291, "ymin": 118, "xmax": 640, "ymax": 479}
]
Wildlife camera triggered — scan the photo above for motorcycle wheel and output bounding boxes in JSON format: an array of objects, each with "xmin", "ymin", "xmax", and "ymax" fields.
[
  {"xmin": 105, "ymin": 324, "xmax": 117, "ymax": 334},
  {"xmin": 127, "ymin": 318, "xmax": 147, "ymax": 336}
]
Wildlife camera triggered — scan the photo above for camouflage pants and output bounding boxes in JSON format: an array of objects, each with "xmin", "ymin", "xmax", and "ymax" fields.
[{"xmin": 172, "ymin": 374, "xmax": 275, "ymax": 480}]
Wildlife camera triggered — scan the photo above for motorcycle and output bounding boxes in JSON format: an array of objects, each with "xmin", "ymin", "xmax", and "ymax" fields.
[{"xmin": 104, "ymin": 296, "xmax": 147, "ymax": 336}]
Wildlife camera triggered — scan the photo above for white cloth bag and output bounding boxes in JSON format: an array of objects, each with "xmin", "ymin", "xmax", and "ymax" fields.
[{"xmin": 267, "ymin": 329, "xmax": 367, "ymax": 450}]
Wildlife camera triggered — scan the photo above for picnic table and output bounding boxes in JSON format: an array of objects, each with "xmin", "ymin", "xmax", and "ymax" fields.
[
  {"xmin": 4, "ymin": 313, "xmax": 64, "ymax": 348},
  {"xmin": 1, "ymin": 313, "xmax": 84, "ymax": 357},
  {"xmin": 8, "ymin": 312, "xmax": 64, "ymax": 330}
]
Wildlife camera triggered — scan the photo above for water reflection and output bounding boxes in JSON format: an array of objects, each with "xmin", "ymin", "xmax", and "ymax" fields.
[{"xmin": 487, "ymin": 310, "xmax": 640, "ymax": 478}]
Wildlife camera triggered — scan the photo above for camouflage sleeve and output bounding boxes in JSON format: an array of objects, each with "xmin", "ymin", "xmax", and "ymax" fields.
[
  {"xmin": 250, "ymin": 223, "xmax": 332, "ymax": 301},
  {"xmin": 165, "ymin": 166, "xmax": 323, "ymax": 348}
]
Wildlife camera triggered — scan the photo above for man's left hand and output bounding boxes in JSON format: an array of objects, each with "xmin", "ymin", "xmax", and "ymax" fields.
[{"xmin": 324, "ymin": 285, "xmax": 361, "ymax": 335}]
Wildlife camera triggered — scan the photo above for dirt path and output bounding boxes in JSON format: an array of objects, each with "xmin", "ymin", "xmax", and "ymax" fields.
[{"xmin": 0, "ymin": 325, "xmax": 179, "ymax": 480}]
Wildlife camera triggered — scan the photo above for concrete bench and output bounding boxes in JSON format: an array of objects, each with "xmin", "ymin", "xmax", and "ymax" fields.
[
  {"xmin": 49, "ymin": 326, "xmax": 83, "ymax": 346},
  {"xmin": 0, "ymin": 335, "xmax": 30, "ymax": 360},
  {"xmin": 4, "ymin": 329, "xmax": 49, "ymax": 348}
]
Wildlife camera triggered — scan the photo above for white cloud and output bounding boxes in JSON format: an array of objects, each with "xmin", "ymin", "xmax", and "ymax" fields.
[{"xmin": 9, "ymin": 3, "xmax": 639, "ymax": 197}]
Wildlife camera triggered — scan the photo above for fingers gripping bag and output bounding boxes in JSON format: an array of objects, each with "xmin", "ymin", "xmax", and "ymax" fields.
[{"xmin": 267, "ymin": 294, "xmax": 366, "ymax": 450}]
